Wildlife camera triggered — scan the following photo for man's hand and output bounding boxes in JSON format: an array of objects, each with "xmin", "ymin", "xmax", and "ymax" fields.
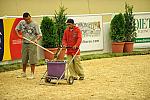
[
  {"xmin": 73, "ymin": 45, "xmax": 78, "ymax": 49},
  {"xmin": 18, "ymin": 34, "xmax": 23, "ymax": 39},
  {"xmin": 34, "ymin": 35, "xmax": 42, "ymax": 44},
  {"xmin": 34, "ymin": 39, "xmax": 38, "ymax": 44},
  {"xmin": 62, "ymin": 45, "xmax": 67, "ymax": 48}
]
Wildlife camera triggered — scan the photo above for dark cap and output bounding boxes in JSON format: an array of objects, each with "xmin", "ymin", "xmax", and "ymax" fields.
[
  {"xmin": 66, "ymin": 19, "xmax": 74, "ymax": 24},
  {"xmin": 23, "ymin": 12, "xmax": 31, "ymax": 18}
]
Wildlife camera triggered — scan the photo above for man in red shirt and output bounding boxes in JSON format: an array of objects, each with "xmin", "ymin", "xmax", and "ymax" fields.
[{"xmin": 62, "ymin": 19, "xmax": 84, "ymax": 80}]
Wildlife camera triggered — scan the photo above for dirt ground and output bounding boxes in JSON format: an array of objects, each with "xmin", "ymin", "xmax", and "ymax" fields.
[{"xmin": 0, "ymin": 55, "xmax": 150, "ymax": 100}]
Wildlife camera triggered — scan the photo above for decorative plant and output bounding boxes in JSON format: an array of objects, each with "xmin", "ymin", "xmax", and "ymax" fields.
[
  {"xmin": 54, "ymin": 5, "xmax": 67, "ymax": 47},
  {"xmin": 110, "ymin": 13, "xmax": 125, "ymax": 42},
  {"xmin": 40, "ymin": 5, "xmax": 67, "ymax": 48},
  {"xmin": 124, "ymin": 3, "xmax": 137, "ymax": 42},
  {"xmin": 40, "ymin": 16, "xmax": 57, "ymax": 48}
]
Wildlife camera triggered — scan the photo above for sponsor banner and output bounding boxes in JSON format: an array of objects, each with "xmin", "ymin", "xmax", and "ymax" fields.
[
  {"xmin": 0, "ymin": 18, "xmax": 22, "ymax": 61},
  {"xmin": 68, "ymin": 15, "xmax": 103, "ymax": 51},
  {"xmin": 135, "ymin": 37, "xmax": 150, "ymax": 43},
  {"xmin": 10, "ymin": 18, "xmax": 23, "ymax": 60},
  {"xmin": 0, "ymin": 19, "xmax": 4, "ymax": 61},
  {"xmin": 134, "ymin": 14, "xmax": 150, "ymax": 48}
]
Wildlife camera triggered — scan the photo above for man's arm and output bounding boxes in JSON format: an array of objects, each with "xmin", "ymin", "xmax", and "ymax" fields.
[
  {"xmin": 15, "ymin": 29, "xmax": 23, "ymax": 39},
  {"xmin": 15, "ymin": 21, "xmax": 23, "ymax": 39},
  {"xmin": 34, "ymin": 24, "xmax": 42, "ymax": 43},
  {"xmin": 73, "ymin": 29, "xmax": 82, "ymax": 49}
]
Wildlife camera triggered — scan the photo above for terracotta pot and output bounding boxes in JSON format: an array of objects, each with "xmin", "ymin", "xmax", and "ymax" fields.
[
  {"xmin": 112, "ymin": 42, "xmax": 125, "ymax": 53},
  {"xmin": 123, "ymin": 42, "xmax": 134, "ymax": 53},
  {"xmin": 44, "ymin": 48, "xmax": 58, "ymax": 61},
  {"xmin": 57, "ymin": 48, "xmax": 66, "ymax": 61}
]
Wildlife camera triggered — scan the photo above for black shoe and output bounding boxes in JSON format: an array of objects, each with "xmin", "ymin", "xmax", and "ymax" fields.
[
  {"xmin": 73, "ymin": 77, "xmax": 78, "ymax": 80},
  {"xmin": 79, "ymin": 77, "xmax": 84, "ymax": 80}
]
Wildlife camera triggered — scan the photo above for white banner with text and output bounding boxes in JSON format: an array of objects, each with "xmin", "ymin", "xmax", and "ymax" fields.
[
  {"xmin": 68, "ymin": 15, "xmax": 103, "ymax": 51},
  {"xmin": 134, "ymin": 14, "xmax": 150, "ymax": 48}
]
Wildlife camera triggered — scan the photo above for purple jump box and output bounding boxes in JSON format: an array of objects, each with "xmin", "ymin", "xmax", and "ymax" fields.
[{"xmin": 47, "ymin": 61, "xmax": 66, "ymax": 79}]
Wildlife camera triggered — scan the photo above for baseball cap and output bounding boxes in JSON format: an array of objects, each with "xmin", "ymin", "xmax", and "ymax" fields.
[{"xmin": 66, "ymin": 19, "xmax": 74, "ymax": 24}]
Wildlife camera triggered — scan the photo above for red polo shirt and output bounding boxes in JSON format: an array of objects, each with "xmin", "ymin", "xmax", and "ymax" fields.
[{"xmin": 62, "ymin": 26, "xmax": 82, "ymax": 55}]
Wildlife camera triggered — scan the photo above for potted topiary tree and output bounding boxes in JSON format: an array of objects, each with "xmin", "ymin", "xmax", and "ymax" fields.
[
  {"xmin": 110, "ymin": 13, "xmax": 125, "ymax": 53},
  {"xmin": 54, "ymin": 5, "xmax": 67, "ymax": 60},
  {"xmin": 124, "ymin": 3, "xmax": 137, "ymax": 53},
  {"xmin": 40, "ymin": 16, "xmax": 58, "ymax": 60}
]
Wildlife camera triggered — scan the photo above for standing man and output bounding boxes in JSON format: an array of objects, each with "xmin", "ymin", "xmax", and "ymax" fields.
[
  {"xmin": 15, "ymin": 12, "xmax": 42, "ymax": 79},
  {"xmin": 62, "ymin": 19, "xmax": 84, "ymax": 80}
]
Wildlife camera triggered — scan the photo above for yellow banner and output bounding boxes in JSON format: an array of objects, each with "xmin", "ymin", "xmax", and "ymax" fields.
[{"xmin": 3, "ymin": 18, "xmax": 15, "ymax": 61}]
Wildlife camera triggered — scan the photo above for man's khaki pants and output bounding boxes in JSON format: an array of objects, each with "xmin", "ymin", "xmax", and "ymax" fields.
[{"xmin": 67, "ymin": 55, "xmax": 84, "ymax": 78}]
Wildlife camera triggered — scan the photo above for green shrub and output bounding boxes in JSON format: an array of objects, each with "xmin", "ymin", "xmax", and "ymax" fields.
[
  {"xmin": 40, "ymin": 16, "xmax": 57, "ymax": 48},
  {"xmin": 54, "ymin": 6, "xmax": 67, "ymax": 47},
  {"xmin": 110, "ymin": 13, "xmax": 125, "ymax": 42},
  {"xmin": 124, "ymin": 3, "xmax": 137, "ymax": 42}
]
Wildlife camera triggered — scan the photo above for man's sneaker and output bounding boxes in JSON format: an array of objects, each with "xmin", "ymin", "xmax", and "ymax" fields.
[
  {"xmin": 79, "ymin": 77, "xmax": 84, "ymax": 80},
  {"xmin": 64, "ymin": 77, "xmax": 78, "ymax": 80},
  {"xmin": 27, "ymin": 74, "xmax": 35, "ymax": 80},
  {"xmin": 17, "ymin": 73, "xmax": 26, "ymax": 78},
  {"xmin": 73, "ymin": 77, "xmax": 78, "ymax": 80}
]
